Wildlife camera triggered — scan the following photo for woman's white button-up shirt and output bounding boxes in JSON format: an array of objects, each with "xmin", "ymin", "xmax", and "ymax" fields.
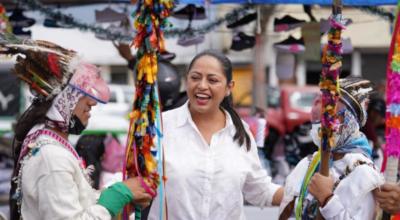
[{"xmin": 148, "ymin": 102, "xmax": 280, "ymax": 220}]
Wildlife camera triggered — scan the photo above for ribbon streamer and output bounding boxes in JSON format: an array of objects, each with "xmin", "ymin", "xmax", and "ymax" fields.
[{"xmin": 122, "ymin": 0, "xmax": 174, "ymax": 219}]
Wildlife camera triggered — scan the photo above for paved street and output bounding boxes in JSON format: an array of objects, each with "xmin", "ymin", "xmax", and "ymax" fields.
[{"xmin": 244, "ymin": 206, "xmax": 279, "ymax": 220}]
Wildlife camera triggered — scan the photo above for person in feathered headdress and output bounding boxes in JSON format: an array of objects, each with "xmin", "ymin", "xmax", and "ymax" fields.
[
  {"xmin": 278, "ymin": 77, "xmax": 385, "ymax": 220},
  {"xmin": 1, "ymin": 33, "xmax": 152, "ymax": 220}
]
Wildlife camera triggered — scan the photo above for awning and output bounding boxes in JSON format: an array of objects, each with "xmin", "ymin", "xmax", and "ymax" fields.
[
  {"xmin": 1, "ymin": 0, "xmax": 397, "ymax": 8},
  {"xmin": 203, "ymin": 0, "xmax": 397, "ymax": 5}
]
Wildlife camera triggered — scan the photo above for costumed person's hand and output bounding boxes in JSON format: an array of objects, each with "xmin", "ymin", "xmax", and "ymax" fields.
[
  {"xmin": 308, "ymin": 173, "xmax": 334, "ymax": 206},
  {"xmin": 123, "ymin": 177, "xmax": 153, "ymax": 208},
  {"xmin": 113, "ymin": 41, "xmax": 135, "ymax": 62},
  {"xmin": 374, "ymin": 183, "xmax": 400, "ymax": 214}
]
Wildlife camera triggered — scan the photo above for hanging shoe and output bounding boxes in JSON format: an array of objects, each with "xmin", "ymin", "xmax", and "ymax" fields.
[
  {"xmin": 95, "ymin": 24, "xmax": 125, "ymax": 41},
  {"xmin": 177, "ymin": 33, "xmax": 205, "ymax": 46},
  {"xmin": 95, "ymin": 7, "xmax": 126, "ymax": 23},
  {"xmin": 9, "ymin": 8, "xmax": 35, "ymax": 28},
  {"xmin": 173, "ymin": 4, "xmax": 206, "ymax": 20},
  {"xmin": 44, "ymin": 17, "xmax": 61, "ymax": 28},
  {"xmin": 160, "ymin": 50, "xmax": 176, "ymax": 61},
  {"xmin": 227, "ymin": 12, "xmax": 257, "ymax": 29},
  {"xmin": 230, "ymin": 32, "xmax": 256, "ymax": 51},
  {"xmin": 12, "ymin": 27, "xmax": 31, "ymax": 37},
  {"xmin": 274, "ymin": 35, "xmax": 305, "ymax": 54},
  {"xmin": 274, "ymin": 15, "xmax": 306, "ymax": 32}
]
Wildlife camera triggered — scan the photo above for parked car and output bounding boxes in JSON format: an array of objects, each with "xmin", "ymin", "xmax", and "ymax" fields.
[{"xmin": 236, "ymin": 85, "xmax": 320, "ymax": 167}]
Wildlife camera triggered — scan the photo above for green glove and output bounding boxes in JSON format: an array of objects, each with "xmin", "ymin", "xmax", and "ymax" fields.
[{"xmin": 98, "ymin": 182, "xmax": 134, "ymax": 217}]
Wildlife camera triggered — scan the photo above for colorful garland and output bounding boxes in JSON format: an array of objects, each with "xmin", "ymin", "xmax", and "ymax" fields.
[
  {"xmin": 0, "ymin": 4, "xmax": 12, "ymax": 34},
  {"xmin": 123, "ymin": 0, "xmax": 174, "ymax": 219},
  {"xmin": 19, "ymin": 0, "xmax": 252, "ymax": 41}
]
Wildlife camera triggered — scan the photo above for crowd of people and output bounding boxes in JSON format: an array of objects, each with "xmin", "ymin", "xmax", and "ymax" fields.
[{"xmin": 0, "ymin": 33, "xmax": 399, "ymax": 220}]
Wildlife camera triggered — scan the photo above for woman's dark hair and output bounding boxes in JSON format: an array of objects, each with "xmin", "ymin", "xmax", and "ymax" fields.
[
  {"xmin": 187, "ymin": 49, "xmax": 251, "ymax": 151},
  {"xmin": 10, "ymin": 97, "xmax": 53, "ymax": 220}
]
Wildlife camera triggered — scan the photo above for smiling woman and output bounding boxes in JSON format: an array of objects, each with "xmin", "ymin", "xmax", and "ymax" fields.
[
  {"xmin": 147, "ymin": 50, "xmax": 284, "ymax": 220},
  {"xmin": 186, "ymin": 50, "xmax": 250, "ymax": 149}
]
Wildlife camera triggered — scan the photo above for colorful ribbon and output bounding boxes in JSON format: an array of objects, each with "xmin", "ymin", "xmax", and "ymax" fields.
[{"xmin": 123, "ymin": 0, "xmax": 174, "ymax": 219}]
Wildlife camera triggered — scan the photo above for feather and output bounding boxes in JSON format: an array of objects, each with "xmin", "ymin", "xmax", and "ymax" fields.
[{"xmin": 0, "ymin": 32, "xmax": 82, "ymax": 100}]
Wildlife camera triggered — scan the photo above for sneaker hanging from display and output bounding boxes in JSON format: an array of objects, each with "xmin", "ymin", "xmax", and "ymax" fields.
[
  {"xmin": 95, "ymin": 7, "xmax": 126, "ymax": 23},
  {"xmin": 230, "ymin": 32, "xmax": 256, "ymax": 51},
  {"xmin": 159, "ymin": 50, "xmax": 176, "ymax": 61},
  {"xmin": 172, "ymin": 4, "xmax": 206, "ymax": 20},
  {"xmin": 226, "ymin": 12, "xmax": 257, "ymax": 29},
  {"xmin": 12, "ymin": 27, "xmax": 31, "ymax": 37},
  {"xmin": 274, "ymin": 35, "xmax": 305, "ymax": 54},
  {"xmin": 8, "ymin": 8, "xmax": 35, "ymax": 28},
  {"xmin": 177, "ymin": 32, "xmax": 205, "ymax": 46},
  {"xmin": 274, "ymin": 15, "xmax": 306, "ymax": 32},
  {"xmin": 95, "ymin": 24, "xmax": 134, "ymax": 41},
  {"xmin": 44, "ymin": 17, "xmax": 61, "ymax": 28}
]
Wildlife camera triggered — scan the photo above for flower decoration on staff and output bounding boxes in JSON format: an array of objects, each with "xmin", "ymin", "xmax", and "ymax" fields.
[
  {"xmin": 319, "ymin": 14, "xmax": 344, "ymax": 153},
  {"xmin": 122, "ymin": 0, "xmax": 174, "ymax": 219}
]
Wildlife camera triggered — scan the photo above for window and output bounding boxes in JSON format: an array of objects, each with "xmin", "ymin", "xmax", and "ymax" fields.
[{"xmin": 289, "ymin": 92, "xmax": 318, "ymax": 112}]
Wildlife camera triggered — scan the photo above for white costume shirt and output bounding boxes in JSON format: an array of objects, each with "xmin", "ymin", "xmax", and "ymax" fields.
[
  {"xmin": 20, "ymin": 134, "xmax": 111, "ymax": 220},
  {"xmin": 148, "ymin": 102, "xmax": 280, "ymax": 220},
  {"xmin": 279, "ymin": 152, "xmax": 384, "ymax": 220}
]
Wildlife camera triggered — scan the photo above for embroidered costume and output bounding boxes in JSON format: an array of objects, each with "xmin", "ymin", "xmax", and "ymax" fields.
[
  {"xmin": 1, "ymin": 33, "xmax": 134, "ymax": 219},
  {"xmin": 279, "ymin": 78, "xmax": 385, "ymax": 220}
]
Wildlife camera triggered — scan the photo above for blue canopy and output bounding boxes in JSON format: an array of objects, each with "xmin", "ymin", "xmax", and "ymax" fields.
[{"xmin": 179, "ymin": 0, "xmax": 397, "ymax": 5}]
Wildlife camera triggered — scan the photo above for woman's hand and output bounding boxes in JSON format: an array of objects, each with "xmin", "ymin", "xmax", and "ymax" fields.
[
  {"xmin": 374, "ymin": 183, "xmax": 400, "ymax": 214},
  {"xmin": 308, "ymin": 173, "xmax": 334, "ymax": 205},
  {"xmin": 123, "ymin": 177, "xmax": 153, "ymax": 208}
]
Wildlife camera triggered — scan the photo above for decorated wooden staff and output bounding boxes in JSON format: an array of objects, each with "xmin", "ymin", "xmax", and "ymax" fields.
[
  {"xmin": 316, "ymin": 0, "xmax": 343, "ymax": 219},
  {"xmin": 292, "ymin": 2, "xmax": 345, "ymax": 219},
  {"xmin": 380, "ymin": 2, "xmax": 400, "ymax": 220},
  {"xmin": 123, "ymin": 0, "xmax": 174, "ymax": 219}
]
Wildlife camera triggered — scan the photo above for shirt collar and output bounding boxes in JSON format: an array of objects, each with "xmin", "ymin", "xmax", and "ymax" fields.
[{"xmin": 175, "ymin": 101, "xmax": 235, "ymax": 132}]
